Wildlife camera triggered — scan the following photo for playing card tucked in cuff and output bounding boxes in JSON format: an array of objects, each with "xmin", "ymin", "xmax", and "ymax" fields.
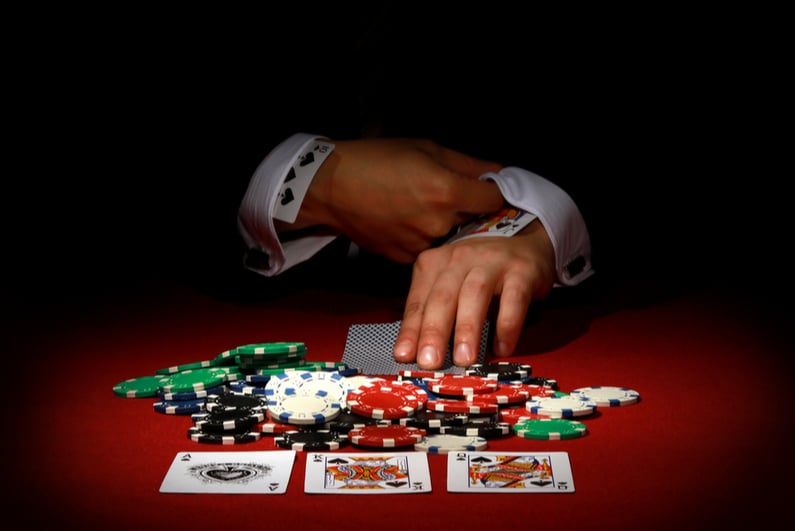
[
  {"xmin": 238, "ymin": 133, "xmax": 338, "ymax": 276},
  {"xmin": 483, "ymin": 167, "xmax": 593, "ymax": 287}
]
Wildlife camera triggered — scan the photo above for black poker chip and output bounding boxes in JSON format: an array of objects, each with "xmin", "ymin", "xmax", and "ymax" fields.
[
  {"xmin": 274, "ymin": 430, "xmax": 349, "ymax": 451},
  {"xmin": 465, "ymin": 362, "xmax": 533, "ymax": 381},
  {"xmin": 324, "ymin": 410, "xmax": 386, "ymax": 433},
  {"xmin": 397, "ymin": 409, "xmax": 470, "ymax": 430},
  {"xmin": 438, "ymin": 421, "xmax": 512, "ymax": 439},
  {"xmin": 204, "ymin": 392, "xmax": 266, "ymax": 414},
  {"xmin": 187, "ymin": 426, "xmax": 262, "ymax": 445},
  {"xmin": 193, "ymin": 410, "xmax": 266, "ymax": 433}
]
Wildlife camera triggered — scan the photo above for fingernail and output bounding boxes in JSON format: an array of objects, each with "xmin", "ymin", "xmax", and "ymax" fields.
[
  {"xmin": 393, "ymin": 340, "xmax": 413, "ymax": 361},
  {"xmin": 454, "ymin": 343, "xmax": 475, "ymax": 366},
  {"xmin": 418, "ymin": 345, "xmax": 439, "ymax": 368}
]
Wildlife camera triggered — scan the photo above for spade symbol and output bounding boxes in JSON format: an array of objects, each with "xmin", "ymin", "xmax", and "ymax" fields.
[
  {"xmin": 281, "ymin": 188, "xmax": 294, "ymax": 205},
  {"xmin": 299, "ymin": 152, "xmax": 315, "ymax": 166}
]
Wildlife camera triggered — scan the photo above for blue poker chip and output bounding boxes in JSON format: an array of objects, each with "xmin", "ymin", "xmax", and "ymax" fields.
[
  {"xmin": 244, "ymin": 373, "xmax": 272, "ymax": 385},
  {"xmin": 153, "ymin": 398, "xmax": 206, "ymax": 415}
]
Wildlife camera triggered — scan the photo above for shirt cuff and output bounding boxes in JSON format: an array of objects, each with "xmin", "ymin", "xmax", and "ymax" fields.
[
  {"xmin": 237, "ymin": 133, "xmax": 339, "ymax": 276},
  {"xmin": 482, "ymin": 167, "xmax": 593, "ymax": 287}
]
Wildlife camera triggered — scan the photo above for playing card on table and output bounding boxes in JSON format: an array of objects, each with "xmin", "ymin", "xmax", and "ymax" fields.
[
  {"xmin": 159, "ymin": 451, "xmax": 296, "ymax": 494},
  {"xmin": 305, "ymin": 452, "xmax": 432, "ymax": 494},
  {"xmin": 447, "ymin": 451, "xmax": 575, "ymax": 493}
]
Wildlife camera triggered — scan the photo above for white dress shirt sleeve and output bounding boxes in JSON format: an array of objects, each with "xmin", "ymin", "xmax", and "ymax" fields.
[{"xmin": 238, "ymin": 135, "xmax": 593, "ymax": 286}]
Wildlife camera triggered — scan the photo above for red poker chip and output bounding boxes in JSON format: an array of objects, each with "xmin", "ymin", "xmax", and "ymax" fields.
[
  {"xmin": 516, "ymin": 383, "xmax": 557, "ymax": 399},
  {"xmin": 345, "ymin": 381, "xmax": 425, "ymax": 419},
  {"xmin": 348, "ymin": 424, "xmax": 427, "ymax": 448},
  {"xmin": 251, "ymin": 411, "xmax": 298, "ymax": 434},
  {"xmin": 499, "ymin": 406, "xmax": 551, "ymax": 425},
  {"xmin": 425, "ymin": 374, "xmax": 500, "ymax": 396},
  {"xmin": 464, "ymin": 383, "xmax": 530, "ymax": 405},
  {"xmin": 426, "ymin": 398, "xmax": 500, "ymax": 415}
]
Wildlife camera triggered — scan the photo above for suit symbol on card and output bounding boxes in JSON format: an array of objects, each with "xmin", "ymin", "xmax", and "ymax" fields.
[
  {"xmin": 190, "ymin": 462, "xmax": 272, "ymax": 485},
  {"xmin": 284, "ymin": 167, "xmax": 297, "ymax": 182},
  {"xmin": 205, "ymin": 468, "xmax": 255, "ymax": 482},
  {"xmin": 280, "ymin": 187, "xmax": 294, "ymax": 205},
  {"xmin": 299, "ymin": 151, "xmax": 315, "ymax": 166}
]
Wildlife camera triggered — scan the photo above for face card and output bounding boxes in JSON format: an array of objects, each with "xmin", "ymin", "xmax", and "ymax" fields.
[
  {"xmin": 447, "ymin": 451, "xmax": 575, "ymax": 493},
  {"xmin": 274, "ymin": 139, "xmax": 334, "ymax": 224},
  {"xmin": 159, "ymin": 451, "xmax": 296, "ymax": 494},
  {"xmin": 304, "ymin": 452, "xmax": 432, "ymax": 494},
  {"xmin": 445, "ymin": 207, "xmax": 537, "ymax": 244}
]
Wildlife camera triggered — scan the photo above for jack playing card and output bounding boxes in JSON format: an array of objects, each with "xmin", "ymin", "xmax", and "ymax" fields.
[{"xmin": 447, "ymin": 451, "xmax": 575, "ymax": 493}]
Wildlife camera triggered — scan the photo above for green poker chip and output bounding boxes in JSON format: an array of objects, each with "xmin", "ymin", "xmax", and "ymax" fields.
[
  {"xmin": 112, "ymin": 375, "xmax": 167, "ymax": 398},
  {"xmin": 157, "ymin": 367, "xmax": 229, "ymax": 393},
  {"xmin": 234, "ymin": 342, "xmax": 307, "ymax": 356},
  {"xmin": 513, "ymin": 418, "xmax": 588, "ymax": 440}
]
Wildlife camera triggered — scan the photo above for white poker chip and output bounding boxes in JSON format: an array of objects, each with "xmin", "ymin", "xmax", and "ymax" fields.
[
  {"xmin": 267, "ymin": 394, "xmax": 342, "ymax": 425},
  {"xmin": 341, "ymin": 375, "xmax": 387, "ymax": 392},
  {"xmin": 265, "ymin": 370, "xmax": 347, "ymax": 405},
  {"xmin": 525, "ymin": 395, "xmax": 597, "ymax": 418},
  {"xmin": 569, "ymin": 386, "xmax": 641, "ymax": 407},
  {"xmin": 414, "ymin": 434, "xmax": 488, "ymax": 454}
]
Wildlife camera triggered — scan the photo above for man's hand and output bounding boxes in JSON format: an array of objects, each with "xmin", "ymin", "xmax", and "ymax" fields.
[
  {"xmin": 393, "ymin": 220, "xmax": 556, "ymax": 369},
  {"xmin": 281, "ymin": 138, "xmax": 505, "ymax": 263}
]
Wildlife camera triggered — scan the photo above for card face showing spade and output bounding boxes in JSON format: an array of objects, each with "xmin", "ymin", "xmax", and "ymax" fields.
[
  {"xmin": 274, "ymin": 140, "xmax": 334, "ymax": 224},
  {"xmin": 159, "ymin": 451, "xmax": 296, "ymax": 494}
]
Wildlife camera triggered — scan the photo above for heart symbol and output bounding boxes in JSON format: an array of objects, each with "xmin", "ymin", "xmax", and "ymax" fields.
[
  {"xmin": 204, "ymin": 467, "xmax": 255, "ymax": 482},
  {"xmin": 281, "ymin": 187, "xmax": 294, "ymax": 205}
]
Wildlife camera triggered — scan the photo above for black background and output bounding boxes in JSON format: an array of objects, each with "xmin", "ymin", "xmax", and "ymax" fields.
[{"xmin": 3, "ymin": 4, "xmax": 787, "ymax": 308}]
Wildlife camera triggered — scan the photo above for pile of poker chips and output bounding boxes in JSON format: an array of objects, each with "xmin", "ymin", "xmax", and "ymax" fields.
[{"xmin": 113, "ymin": 344, "xmax": 642, "ymax": 452}]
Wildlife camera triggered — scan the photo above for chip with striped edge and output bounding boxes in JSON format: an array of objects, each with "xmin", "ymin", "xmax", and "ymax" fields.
[{"xmin": 569, "ymin": 386, "xmax": 641, "ymax": 407}]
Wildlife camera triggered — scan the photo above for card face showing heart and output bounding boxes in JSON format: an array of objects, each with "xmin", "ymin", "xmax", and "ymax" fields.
[
  {"xmin": 447, "ymin": 451, "xmax": 575, "ymax": 493},
  {"xmin": 159, "ymin": 451, "xmax": 296, "ymax": 494},
  {"xmin": 304, "ymin": 452, "xmax": 432, "ymax": 494}
]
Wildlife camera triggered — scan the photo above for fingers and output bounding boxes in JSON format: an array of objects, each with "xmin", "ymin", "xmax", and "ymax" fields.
[
  {"xmin": 394, "ymin": 246, "xmax": 500, "ymax": 370},
  {"xmin": 451, "ymin": 266, "xmax": 493, "ymax": 367},
  {"xmin": 491, "ymin": 269, "xmax": 533, "ymax": 358},
  {"xmin": 394, "ymin": 248, "xmax": 465, "ymax": 370},
  {"xmin": 393, "ymin": 253, "xmax": 440, "ymax": 365}
]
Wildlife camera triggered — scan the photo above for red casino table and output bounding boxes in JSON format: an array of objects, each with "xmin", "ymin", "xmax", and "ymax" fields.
[{"xmin": 3, "ymin": 280, "xmax": 791, "ymax": 530}]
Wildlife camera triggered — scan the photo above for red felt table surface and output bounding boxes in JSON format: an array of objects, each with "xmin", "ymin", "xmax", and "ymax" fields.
[{"xmin": 3, "ymin": 282, "xmax": 792, "ymax": 530}]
